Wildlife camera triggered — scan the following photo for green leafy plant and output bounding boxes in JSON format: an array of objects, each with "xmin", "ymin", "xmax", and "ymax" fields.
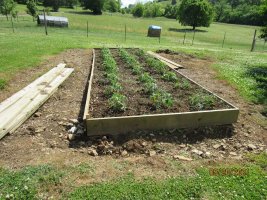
[
  {"xmin": 104, "ymin": 83, "xmax": 122, "ymax": 97},
  {"xmin": 139, "ymin": 72, "xmax": 155, "ymax": 83},
  {"xmin": 162, "ymin": 71, "xmax": 178, "ymax": 82},
  {"xmin": 189, "ymin": 93, "xmax": 216, "ymax": 110},
  {"xmin": 108, "ymin": 93, "xmax": 127, "ymax": 112},
  {"xmin": 143, "ymin": 82, "xmax": 158, "ymax": 95},
  {"xmin": 151, "ymin": 91, "xmax": 173, "ymax": 109},
  {"xmin": 0, "ymin": 79, "xmax": 7, "ymax": 90},
  {"xmin": 180, "ymin": 79, "xmax": 191, "ymax": 90},
  {"xmin": 145, "ymin": 57, "xmax": 167, "ymax": 74}
]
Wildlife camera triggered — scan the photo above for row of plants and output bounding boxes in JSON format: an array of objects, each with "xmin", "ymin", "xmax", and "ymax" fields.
[
  {"xmin": 101, "ymin": 48, "xmax": 127, "ymax": 112},
  {"xmin": 119, "ymin": 48, "xmax": 173, "ymax": 109},
  {"xmin": 136, "ymin": 49, "xmax": 216, "ymax": 111}
]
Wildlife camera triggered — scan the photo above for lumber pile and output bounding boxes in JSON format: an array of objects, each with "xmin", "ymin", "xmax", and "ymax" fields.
[{"xmin": 0, "ymin": 63, "xmax": 74, "ymax": 140}]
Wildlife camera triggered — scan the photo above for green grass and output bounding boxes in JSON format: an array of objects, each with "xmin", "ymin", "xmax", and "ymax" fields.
[
  {"xmin": 68, "ymin": 166, "xmax": 267, "ymax": 200},
  {"xmin": 0, "ymin": 4, "xmax": 266, "ymax": 104},
  {"xmin": 0, "ymin": 158, "xmax": 266, "ymax": 199}
]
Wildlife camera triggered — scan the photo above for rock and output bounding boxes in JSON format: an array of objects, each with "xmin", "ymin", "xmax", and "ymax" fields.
[
  {"xmin": 179, "ymin": 144, "xmax": 186, "ymax": 148},
  {"xmin": 230, "ymin": 152, "xmax": 238, "ymax": 156},
  {"xmin": 149, "ymin": 150, "xmax": 156, "ymax": 156},
  {"xmin": 69, "ymin": 119, "xmax": 79, "ymax": 124},
  {"xmin": 68, "ymin": 134, "xmax": 75, "ymax": 141},
  {"xmin": 152, "ymin": 138, "xmax": 157, "ymax": 143},
  {"xmin": 204, "ymin": 152, "xmax": 211, "ymax": 158},
  {"xmin": 213, "ymin": 144, "xmax": 222, "ymax": 149},
  {"xmin": 68, "ymin": 126, "xmax": 77, "ymax": 134},
  {"xmin": 191, "ymin": 149, "xmax": 203, "ymax": 156},
  {"xmin": 86, "ymin": 141, "xmax": 93, "ymax": 147},
  {"xmin": 34, "ymin": 112, "xmax": 42, "ymax": 117},
  {"xmin": 173, "ymin": 155, "xmax": 193, "ymax": 161},
  {"xmin": 35, "ymin": 127, "xmax": 45, "ymax": 133},
  {"xmin": 102, "ymin": 136, "xmax": 108, "ymax": 141},
  {"xmin": 76, "ymin": 129, "xmax": 84, "ymax": 135},
  {"xmin": 141, "ymin": 141, "xmax": 148, "ymax": 147},
  {"xmin": 150, "ymin": 133, "xmax": 155, "ymax": 137},
  {"xmin": 121, "ymin": 150, "xmax": 128, "ymax": 156},
  {"xmin": 88, "ymin": 149, "xmax": 98, "ymax": 156},
  {"xmin": 247, "ymin": 144, "xmax": 257, "ymax": 150}
]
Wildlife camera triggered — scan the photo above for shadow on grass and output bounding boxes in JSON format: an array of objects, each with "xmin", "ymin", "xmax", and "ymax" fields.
[
  {"xmin": 66, "ymin": 10, "xmax": 97, "ymax": 15},
  {"xmin": 168, "ymin": 28, "xmax": 207, "ymax": 33},
  {"xmin": 246, "ymin": 65, "xmax": 267, "ymax": 116}
]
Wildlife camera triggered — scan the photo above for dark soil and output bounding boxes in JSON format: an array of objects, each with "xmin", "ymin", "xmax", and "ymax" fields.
[{"xmin": 89, "ymin": 48, "xmax": 232, "ymax": 118}]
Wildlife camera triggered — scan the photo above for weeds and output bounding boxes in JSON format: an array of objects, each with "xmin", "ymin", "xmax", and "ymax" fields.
[
  {"xmin": 0, "ymin": 79, "xmax": 7, "ymax": 90},
  {"xmin": 162, "ymin": 72, "xmax": 178, "ymax": 82},
  {"xmin": 189, "ymin": 93, "xmax": 216, "ymax": 110}
]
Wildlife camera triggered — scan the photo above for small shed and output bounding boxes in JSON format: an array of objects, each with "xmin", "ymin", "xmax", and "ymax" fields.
[
  {"xmin": 37, "ymin": 15, "xmax": 68, "ymax": 27},
  {"xmin": 147, "ymin": 25, "xmax": 162, "ymax": 37}
]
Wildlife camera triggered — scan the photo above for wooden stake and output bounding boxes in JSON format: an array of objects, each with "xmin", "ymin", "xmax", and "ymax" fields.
[
  {"xmin": 251, "ymin": 30, "xmax": 257, "ymax": 52},
  {"xmin": 222, "ymin": 32, "xmax": 226, "ymax": 48},
  {"xmin": 87, "ymin": 21, "xmax": 89, "ymax": 37},
  {"xmin": 43, "ymin": 9, "xmax": 48, "ymax": 35},
  {"xmin": 11, "ymin": 17, "xmax": 14, "ymax": 33},
  {"xmin": 124, "ymin": 24, "xmax": 126, "ymax": 42},
  {"xmin": 183, "ymin": 31, "xmax": 186, "ymax": 45},
  {"xmin": 192, "ymin": 30, "xmax": 196, "ymax": 45}
]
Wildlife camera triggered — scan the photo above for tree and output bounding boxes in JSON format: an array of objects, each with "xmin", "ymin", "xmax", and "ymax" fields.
[
  {"xmin": 171, "ymin": 0, "xmax": 177, "ymax": 5},
  {"xmin": 132, "ymin": 3, "xmax": 144, "ymax": 17},
  {"xmin": 26, "ymin": 0, "xmax": 38, "ymax": 21},
  {"xmin": 143, "ymin": 2, "xmax": 164, "ymax": 17},
  {"xmin": 104, "ymin": 0, "xmax": 120, "ymax": 12},
  {"xmin": 177, "ymin": 0, "xmax": 214, "ymax": 30},
  {"xmin": 81, "ymin": 0, "xmax": 105, "ymax": 15},
  {"xmin": 0, "ymin": 0, "xmax": 16, "ymax": 20}
]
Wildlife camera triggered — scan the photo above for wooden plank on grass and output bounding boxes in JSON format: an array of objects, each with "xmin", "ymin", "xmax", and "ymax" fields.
[
  {"xmin": 0, "ymin": 67, "xmax": 74, "ymax": 140},
  {"xmin": 86, "ymin": 109, "xmax": 239, "ymax": 136}
]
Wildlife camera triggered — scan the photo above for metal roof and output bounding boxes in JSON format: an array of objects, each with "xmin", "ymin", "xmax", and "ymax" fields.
[{"xmin": 38, "ymin": 15, "xmax": 68, "ymax": 23}]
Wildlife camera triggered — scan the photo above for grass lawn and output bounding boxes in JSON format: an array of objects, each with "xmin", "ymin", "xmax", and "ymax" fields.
[
  {"xmin": 0, "ymin": 153, "xmax": 266, "ymax": 199},
  {"xmin": 0, "ymin": 5, "xmax": 266, "ymax": 105}
]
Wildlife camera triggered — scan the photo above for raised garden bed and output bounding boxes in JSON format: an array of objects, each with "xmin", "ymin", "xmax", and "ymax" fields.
[{"xmin": 84, "ymin": 48, "xmax": 239, "ymax": 136}]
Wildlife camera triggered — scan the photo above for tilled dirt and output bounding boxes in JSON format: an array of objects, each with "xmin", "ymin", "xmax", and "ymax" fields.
[{"xmin": 0, "ymin": 48, "xmax": 266, "ymax": 175}]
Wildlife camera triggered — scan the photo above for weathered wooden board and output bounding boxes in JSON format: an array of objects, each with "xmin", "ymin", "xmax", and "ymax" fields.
[
  {"xmin": 83, "ymin": 49, "xmax": 95, "ymax": 120},
  {"xmin": 147, "ymin": 51, "xmax": 184, "ymax": 69},
  {"xmin": 86, "ymin": 109, "xmax": 239, "ymax": 136},
  {"xmin": 0, "ymin": 67, "xmax": 74, "ymax": 140}
]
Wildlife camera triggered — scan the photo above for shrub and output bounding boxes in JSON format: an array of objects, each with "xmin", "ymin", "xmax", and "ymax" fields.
[{"xmin": 132, "ymin": 3, "xmax": 144, "ymax": 17}]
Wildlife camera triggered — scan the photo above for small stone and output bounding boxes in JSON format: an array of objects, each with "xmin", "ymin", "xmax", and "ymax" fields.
[
  {"xmin": 77, "ymin": 129, "xmax": 84, "ymax": 135},
  {"xmin": 152, "ymin": 138, "xmax": 157, "ymax": 142},
  {"xmin": 121, "ymin": 150, "xmax": 128, "ymax": 156},
  {"xmin": 34, "ymin": 112, "xmax": 42, "ymax": 117},
  {"xmin": 179, "ymin": 144, "xmax": 186, "ymax": 148},
  {"xmin": 69, "ymin": 119, "xmax": 79, "ymax": 124},
  {"xmin": 150, "ymin": 133, "xmax": 155, "ymax": 137},
  {"xmin": 102, "ymin": 136, "xmax": 108, "ymax": 141},
  {"xmin": 173, "ymin": 155, "xmax": 193, "ymax": 161},
  {"xmin": 68, "ymin": 134, "xmax": 75, "ymax": 141},
  {"xmin": 230, "ymin": 152, "xmax": 237, "ymax": 156},
  {"xmin": 213, "ymin": 144, "xmax": 222, "ymax": 149},
  {"xmin": 141, "ymin": 141, "xmax": 148, "ymax": 147},
  {"xmin": 191, "ymin": 149, "xmax": 203, "ymax": 156},
  {"xmin": 204, "ymin": 152, "xmax": 211, "ymax": 158},
  {"xmin": 35, "ymin": 127, "xmax": 45, "ymax": 133},
  {"xmin": 149, "ymin": 150, "xmax": 156, "ymax": 156},
  {"xmin": 247, "ymin": 144, "xmax": 257, "ymax": 150},
  {"xmin": 68, "ymin": 126, "xmax": 77, "ymax": 134},
  {"xmin": 88, "ymin": 149, "xmax": 98, "ymax": 156}
]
